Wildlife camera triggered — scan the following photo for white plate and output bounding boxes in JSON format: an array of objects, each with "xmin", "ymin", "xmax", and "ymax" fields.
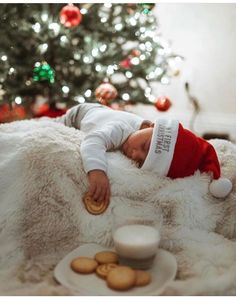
[{"xmin": 54, "ymin": 243, "xmax": 177, "ymax": 296}]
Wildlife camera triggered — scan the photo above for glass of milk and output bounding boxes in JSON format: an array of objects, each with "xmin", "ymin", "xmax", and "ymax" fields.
[{"xmin": 111, "ymin": 202, "xmax": 162, "ymax": 269}]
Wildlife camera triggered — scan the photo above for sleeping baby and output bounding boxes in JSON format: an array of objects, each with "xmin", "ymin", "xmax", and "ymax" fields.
[{"xmin": 52, "ymin": 103, "xmax": 232, "ymax": 202}]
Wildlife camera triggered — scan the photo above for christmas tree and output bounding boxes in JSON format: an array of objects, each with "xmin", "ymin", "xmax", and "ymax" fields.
[{"xmin": 0, "ymin": 3, "xmax": 181, "ymax": 120}]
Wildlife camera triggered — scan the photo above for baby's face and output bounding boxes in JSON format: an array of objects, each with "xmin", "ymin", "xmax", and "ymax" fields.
[{"xmin": 121, "ymin": 128, "xmax": 153, "ymax": 167}]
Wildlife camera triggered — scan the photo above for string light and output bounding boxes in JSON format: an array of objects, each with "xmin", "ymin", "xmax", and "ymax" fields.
[
  {"xmin": 115, "ymin": 23, "xmax": 123, "ymax": 31},
  {"xmin": 113, "ymin": 64, "xmax": 118, "ymax": 70},
  {"xmin": 131, "ymin": 57, "xmax": 140, "ymax": 65},
  {"xmin": 148, "ymin": 95, "xmax": 156, "ymax": 103},
  {"xmin": 106, "ymin": 65, "xmax": 115, "ymax": 75},
  {"xmin": 144, "ymin": 30, "xmax": 155, "ymax": 38},
  {"xmin": 153, "ymin": 36, "xmax": 161, "ymax": 43},
  {"xmin": 75, "ymin": 96, "xmax": 85, "ymax": 103},
  {"xmin": 84, "ymin": 89, "xmax": 92, "ymax": 97},
  {"xmin": 62, "ymin": 86, "xmax": 70, "ymax": 93},
  {"xmin": 161, "ymin": 77, "xmax": 170, "ymax": 84},
  {"xmin": 38, "ymin": 43, "xmax": 48, "ymax": 54},
  {"xmin": 101, "ymin": 17, "xmax": 107, "ymax": 23},
  {"xmin": 139, "ymin": 43, "xmax": 146, "ymax": 51},
  {"xmin": 122, "ymin": 93, "xmax": 130, "ymax": 101},
  {"xmin": 146, "ymin": 71, "xmax": 155, "ymax": 80},
  {"xmin": 95, "ymin": 64, "xmax": 102, "ymax": 72},
  {"xmin": 15, "ymin": 96, "xmax": 22, "ymax": 104},
  {"xmin": 41, "ymin": 12, "xmax": 48, "ymax": 22},
  {"xmin": 134, "ymin": 12, "xmax": 140, "ymax": 19},
  {"xmin": 99, "ymin": 44, "xmax": 107, "ymax": 53},
  {"xmin": 48, "ymin": 23, "xmax": 60, "ymax": 36},
  {"xmin": 83, "ymin": 56, "xmax": 90, "ymax": 63},
  {"xmin": 140, "ymin": 27, "xmax": 146, "ymax": 33},
  {"xmin": 145, "ymin": 87, "xmax": 151, "ymax": 97},
  {"xmin": 8, "ymin": 67, "xmax": 15, "ymax": 74},
  {"xmin": 129, "ymin": 18, "xmax": 137, "ymax": 26},
  {"xmin": 80, "ymin": 8, "xmax": 88, "ymax": 14},
  {"xmin": 1, "ymin": 55, "xmax": 7, "ymax": 61},
  {"xmin": 104, "ymin": 3, "xmax": 112, "ymax": 8},
  {"xmin": 74, "ymin": 53, "xmax": 81, "ymax": 60},
  {"xmin": 92, "ymin": 48, "xmax": 99, "ymax": 57},
  {"xmin": 125, "ymin": 71, "xmax": 133, "ymax": 78},
  {"xmin": 32, "ymin": 22, "xmax": 41, "ymax": 33},
  {"xmin": 155, "ymin": 67, "xmax": 163, "ymax": 76},
  {"xmin": 60, "ymin": 35, "xmax": 68, "ymax": 44},
  {"xmin": 140, "ymin": 54, "xmax": 146, "ymax": 60}
]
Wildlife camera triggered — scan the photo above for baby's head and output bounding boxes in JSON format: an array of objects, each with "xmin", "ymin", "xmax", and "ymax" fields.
[
  {"xmin": 122, "ymin": 118, "xmax": 232, "ymax": 199},
  {"xmin": 121, "ymin": 120, "xmax": 154, "ymax": 168}
]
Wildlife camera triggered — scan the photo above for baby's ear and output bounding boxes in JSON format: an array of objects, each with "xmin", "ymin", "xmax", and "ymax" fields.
[{"xmin": 140, "ymin": 120, "xmax": 154, "ymax": 129}]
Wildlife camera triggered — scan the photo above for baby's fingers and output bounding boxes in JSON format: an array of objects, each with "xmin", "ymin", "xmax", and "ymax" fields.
[
  {"xmin": 89, "ymin": 184, "xmax": 97, "ymax": 198},
  {"xmin": 93, "ymin": 186, "xmax": 103, "ymax": 202}
]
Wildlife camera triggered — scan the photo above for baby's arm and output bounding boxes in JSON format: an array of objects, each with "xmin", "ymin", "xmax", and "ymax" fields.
[
  {"xmin": 80, "ymin": 122, "xmax": 134, "ymax": 202},
  {"xmin": 80, "ymin": 129, "xmax": 110, "ymax": 202},
  {"xmin": 49, "ymin": 104, "xmax": 84, "ymax": 128}
]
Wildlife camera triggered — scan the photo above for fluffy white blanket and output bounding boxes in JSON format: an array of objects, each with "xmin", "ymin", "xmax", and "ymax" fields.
[{"xmin": 0, "ymin": 119, "xmax": 236, "ymax": 295}]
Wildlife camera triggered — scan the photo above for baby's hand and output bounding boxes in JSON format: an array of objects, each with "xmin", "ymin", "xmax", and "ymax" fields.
[{"xmin": 87, "ymin": 170, "xmax": 110, "ymax": 203}]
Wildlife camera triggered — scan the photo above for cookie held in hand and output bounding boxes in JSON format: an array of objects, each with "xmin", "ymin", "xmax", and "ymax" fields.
[{"xmin": 83, "ymin": 192, "xmax": 110, "ymax": 215}]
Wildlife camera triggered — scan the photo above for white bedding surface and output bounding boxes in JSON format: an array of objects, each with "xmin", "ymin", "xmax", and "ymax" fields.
[{"xmin": 0, "ymin": 119, "xmax": 236, "ymax": 295}]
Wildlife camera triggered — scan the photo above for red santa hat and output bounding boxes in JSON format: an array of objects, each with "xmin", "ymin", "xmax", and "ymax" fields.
[{"xmin": 141, "ymin": 119, "xmax": 232, "ymax": 199}]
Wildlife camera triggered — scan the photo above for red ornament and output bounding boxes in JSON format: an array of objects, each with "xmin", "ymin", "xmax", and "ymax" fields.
[
  {"xmin": 60, "ymin": 4, "xmax": 82, "ymax": 28},
  {"xmin": 155, "ymin": 96, "xmax": 172, "ymax": 112},
  {"xmin": 0, "ymin": 103, "xmax": 26, "ymax": 123},
  {"xmin": 119, "ymin": 57, "xmax": 132, "ymax": 69},
  {"xmin": 95, "ymin": 83, "xmax": 118, "ymax": 105},
  {"xmin": 33, "ymin": 103, "xmax": 67, "ymax": 118}
]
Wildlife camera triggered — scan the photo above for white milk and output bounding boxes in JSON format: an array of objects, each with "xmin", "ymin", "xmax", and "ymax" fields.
[{"xmin": 113, "ymin": 224, "xmax": 160, "ymax": 260}]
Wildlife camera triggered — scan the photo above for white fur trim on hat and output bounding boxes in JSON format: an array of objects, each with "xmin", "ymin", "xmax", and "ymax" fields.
[
  {"xmin": 141, "ymin": 118, "xmax": 179, "ymax": 176},
  {"xmin": 209, "ymin": 177, "xmax": 233, "ymax": 199}
]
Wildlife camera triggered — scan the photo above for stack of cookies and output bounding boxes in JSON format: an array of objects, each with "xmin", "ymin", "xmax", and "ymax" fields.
[{"xmin": 71, "ymin": 250, "xmax": 151, "ymax": 291}]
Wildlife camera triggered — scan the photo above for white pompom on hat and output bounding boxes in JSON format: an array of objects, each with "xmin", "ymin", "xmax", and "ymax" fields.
[
  {"xmin": 209, "ymin": 178, "xmax": 232, "ymax": 198},
  {"xmin": 141, "ymin": 119, "xmax": 233, "ymax": 199}
]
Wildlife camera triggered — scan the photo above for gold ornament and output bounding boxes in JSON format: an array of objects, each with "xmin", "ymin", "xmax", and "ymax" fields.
[{"xmin": 95, "ymin": 83, "xmax": 118, "ymax": 105}]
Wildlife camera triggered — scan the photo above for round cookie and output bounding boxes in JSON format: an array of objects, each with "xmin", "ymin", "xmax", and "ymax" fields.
[
  {"xmin": 95, "ymin": 251, "xmax": 119, "ymax": 264},
  {"xmin": 96, "ymin": 263, "xmax": 118, "ymax": 279},
  {"xmin": 134, "ymin": 270, "xmax": 152, "ymax": 287},
  {"xmin": 71, "ymin": 257, "xmax": 98, "ymax": 274},
  {"xmin": 106, "ymin": 266, "xmax": 136, "ymax": 291},
  {"xmin": 83, "ymin": 192, "xmax": 109, "ymax": 215}
]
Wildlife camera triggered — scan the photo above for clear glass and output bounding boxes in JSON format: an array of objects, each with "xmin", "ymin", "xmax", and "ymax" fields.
[{"xmin": 111, "ymin": 202, "xmax": 163, "ymax": 269}]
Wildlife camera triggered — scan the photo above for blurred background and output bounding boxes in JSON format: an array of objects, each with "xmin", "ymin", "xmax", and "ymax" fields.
[
  {"xmin": 136, "ymin": 3, "xmax": 236, "ymax": 141},
  {"xmin": 0, "ymin": 3, "xmax": 235, "ymax": 141}
]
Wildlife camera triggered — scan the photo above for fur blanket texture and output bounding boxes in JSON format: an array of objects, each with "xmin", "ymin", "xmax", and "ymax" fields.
[{"xmin": 0, "ymin": 119, "xmax": 236, "ymax": 295}]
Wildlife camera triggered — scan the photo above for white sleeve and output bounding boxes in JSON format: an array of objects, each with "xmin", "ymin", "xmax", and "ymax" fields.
[{"xmin": 80, "ymin": 122, "xmax": 135, "ymax": 174}]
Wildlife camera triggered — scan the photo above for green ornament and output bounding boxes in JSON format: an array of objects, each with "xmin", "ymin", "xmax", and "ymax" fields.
[
  {"xmin": 33, "ymin": 62, "xmax": 55, "ymax": 83},
  {"xmin": 139, "ymin": 3, "xmax": 155, "ymax": 14}
]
